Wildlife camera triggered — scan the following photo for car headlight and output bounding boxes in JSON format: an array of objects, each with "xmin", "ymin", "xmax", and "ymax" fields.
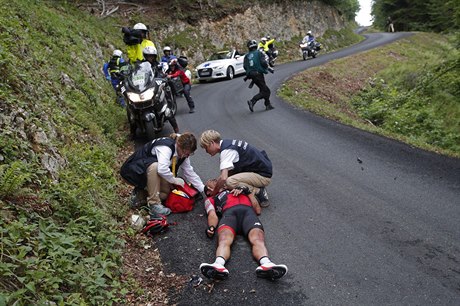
[
  {"xmin": 127, "ymin": 88, "xmax": 154, "ymax": 103},
  {"xmin": 213, "ymin": 65, "xmax": 225, "ymax": 70}
]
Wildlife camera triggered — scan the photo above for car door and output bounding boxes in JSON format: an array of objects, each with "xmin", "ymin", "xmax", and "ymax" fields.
[{"xmin": 233, "ymin": 50, "xmax": 245, "ymax": 75}]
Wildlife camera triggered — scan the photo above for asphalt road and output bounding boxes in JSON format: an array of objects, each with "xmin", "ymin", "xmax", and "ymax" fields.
[{"xmin": 148, "ymin": 32, "xmax": 460, "ymax": 305}]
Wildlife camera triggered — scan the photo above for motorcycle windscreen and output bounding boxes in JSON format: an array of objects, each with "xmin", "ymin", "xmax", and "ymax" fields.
[{"xmin": 127, "ymin": 62, "xmax": 155, "ymax": 93}]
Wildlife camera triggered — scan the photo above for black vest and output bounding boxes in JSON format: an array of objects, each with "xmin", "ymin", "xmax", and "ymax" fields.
[
  {"xmin": 220, "ymin": 139, "xmax": 272, "ymax": 178},
  {"xmin": 120, "ymin": 138, "xmax": 184, "ymax": 188},
  {"xmin": 108, "ymin": 56, "xmax": 121, "ymax": 76}
]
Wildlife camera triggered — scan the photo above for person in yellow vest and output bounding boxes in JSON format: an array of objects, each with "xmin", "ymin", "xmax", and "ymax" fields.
[
  {"xmin": 258, "ymin": 36, "xmax": 275, "ymax": 52},
  {"xmin": 126, "ymin": 23, "xmax": 156, "ymax": 64}
]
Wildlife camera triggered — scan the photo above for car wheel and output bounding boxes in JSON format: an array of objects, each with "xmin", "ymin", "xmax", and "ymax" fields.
[{"xmin": 226, "ymin": 66, "xmax": 234, "ymax": 80}]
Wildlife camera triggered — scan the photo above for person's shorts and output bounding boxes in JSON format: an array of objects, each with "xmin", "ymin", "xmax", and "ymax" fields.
[{"xmin": 217, "ymin": 205, "xmax": 264, "ymax": 237}]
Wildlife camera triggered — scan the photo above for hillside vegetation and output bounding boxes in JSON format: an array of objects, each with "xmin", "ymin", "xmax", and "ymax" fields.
[
  {"xmin": 0, "ymin": 0, "xmax": 128, "ymax": 303},
  {"xmin": 279, "ymin": 32, "xmax": 460, "ymax": 157}
]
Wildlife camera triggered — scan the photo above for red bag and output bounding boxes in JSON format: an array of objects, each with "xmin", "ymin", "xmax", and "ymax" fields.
[{"xmin": 165, "ymin": 183, "xmax": 198, "ymax": 213}]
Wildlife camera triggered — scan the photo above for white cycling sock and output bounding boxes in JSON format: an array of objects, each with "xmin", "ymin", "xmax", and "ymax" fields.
[
  {"xmin": 215, "ymin": 256, "xmax": 226, "ymax": 266},
  {"xmin": 259, "ymin": 256, "xmax": 272, "ymax": 265}
]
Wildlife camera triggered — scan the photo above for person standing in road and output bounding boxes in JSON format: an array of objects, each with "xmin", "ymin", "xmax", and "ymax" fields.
[
  {"xmin": 120, "ymin": 133, "xmax": 206, "ymax": 216},
  {"xmin": 386, "ymin": 17, "xmax": 395, "ymax": 32},
  {"xmin": 244, "ymin": 39, "xmax": 274, "ymax": 112},
  {"xmin": 199, "ymin": 129, "xmax": 272, "ymax": 214},
  {"xmin": 199, "ymin": 178, "xmax": 288, "ymax": 281},
  {"xmin": 167, "ymin": 58, "xmax": 196, "ymax": 113}
]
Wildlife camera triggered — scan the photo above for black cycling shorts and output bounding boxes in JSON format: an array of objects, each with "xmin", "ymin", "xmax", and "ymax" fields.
[{"xmin": 217, "ymin": 205, "xmax": 264, "ymax": 237}]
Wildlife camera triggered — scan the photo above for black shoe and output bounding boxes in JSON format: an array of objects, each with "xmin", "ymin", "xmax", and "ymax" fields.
[
  {"xmin": 189, "ymin": 108, "xmax": 195, "ymax": 113},
  {"xmin": 265, "ymin": 104, "xmax": 274, "ymax": 111},
  {"xmin": 200, "ymin": 263, "xmax": 229, "ymax": 280},
  {"xmin": 256, "ymin": 187, "xmax": 270, "ymax": 208},
  {"xmin": 247, "ymin": 100, "xmax": 254, "ymax": 112},
  {"xmin": 256, "ymin": 263, "xmax": 288, "ymax": 280}
]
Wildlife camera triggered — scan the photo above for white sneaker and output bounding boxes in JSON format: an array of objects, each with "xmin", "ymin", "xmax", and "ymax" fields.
[
  {"xmin": 256, "ymin": 262, "xmax": 287, "ymax": 280},
  {"xmin": 149, "ymin": 203, "xmax": 171, "ymax": 216},
  {"xmin": 200, "ymin": 262, "xmax": 229, "ymax": 280}
]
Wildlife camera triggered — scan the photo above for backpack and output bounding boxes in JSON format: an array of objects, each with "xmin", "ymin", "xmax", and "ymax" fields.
[
  {"xmin": 122, "ymin": 27, "xmax": 143, "ymax": 46},
  {"xmin": 165, "ymin": 182, "xmax": 198, "ymax": 213}
]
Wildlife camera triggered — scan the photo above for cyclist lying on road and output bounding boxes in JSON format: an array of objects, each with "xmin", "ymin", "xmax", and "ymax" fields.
[{"xmin": 199, "ymin": 178, "xmax": 287, "ymax": 281}]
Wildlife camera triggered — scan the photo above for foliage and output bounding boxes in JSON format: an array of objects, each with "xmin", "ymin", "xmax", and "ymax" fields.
[
  {"xmin": 280, "ymin": 32, "xmax": 460, "ymax": 157},
  {"xmin": 0, "ymin": 0, "xmax": 129, "ymax": 303},
  {"xmin": 352, "ymin": 34, "xmax": 460, "ymax": 153},
  {"xmin": 371, "ymin": 0, "xmax": 460, "ymax": 32}
]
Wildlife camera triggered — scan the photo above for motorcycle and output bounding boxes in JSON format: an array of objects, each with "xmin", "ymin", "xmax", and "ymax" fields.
[
  {"xmin": 299, "ymin": 40, "xmax": 321, "ymax": 60},
  {"xmin": 119, "ymin": 62, "xmax": 177, "ymax": 140},
  {"xmin": 264, "ymin": 41, "xmax": 278, "ymax": 67}
]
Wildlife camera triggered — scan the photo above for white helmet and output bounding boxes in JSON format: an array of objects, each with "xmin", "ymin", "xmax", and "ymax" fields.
[
  {"xmin": 142, "ymin": 46, "xmax": 157, "ymax": 56},
  {"xmin": 133, "ymin": 23, "xmax": 147, "ymax": 31},
  {"xmin": 163, "ymin": 46, "xmax": 171, "ymax": 52},
  {"xmin": 113, "ymin": 49, "xmax": 122, "ymax": 57},
  {"xmin": 261, "ymin": 37, "xmax": 267, "ymax": 42},
  {"xmin": 307, "ymin": 30, "xmax": 312, "ymax": 35}
]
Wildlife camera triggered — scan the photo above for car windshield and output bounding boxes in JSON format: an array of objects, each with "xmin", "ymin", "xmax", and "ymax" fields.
[{"xmin": 208, "ymin": 51, "xmax": 232, "ymax": 61}]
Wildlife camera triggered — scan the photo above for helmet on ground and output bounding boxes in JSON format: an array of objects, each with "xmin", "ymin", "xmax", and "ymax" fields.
[
  {"xmin": 261, "ymin": 37, "xmax": 267, "ymax": 42},
  {"xmin": 113, "ymin": 49, "xmax": 122, "ymax": 57},
  {"xmin": 133, "ymin": 23, "xmax": 148, "ymax": 31},
  {"xmin": 143, "ymin": 46, "xmax": 157, "ymax": 56},
  {"xmin": 247, "ymin": 39, "xmax": 258, "ymax": 50},
  {"xmin": 163, "ymin": 46, "xmax": 171, "ymax": 52}
]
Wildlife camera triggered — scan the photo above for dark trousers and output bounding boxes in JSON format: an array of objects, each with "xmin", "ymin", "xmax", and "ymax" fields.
[
  {"xmin": 183, "ymin": 83, "xmax": 195, "ymax": 109},
  {"xmin": 250, "ymin": 73, "xmax": 271, "ymax": 106}
]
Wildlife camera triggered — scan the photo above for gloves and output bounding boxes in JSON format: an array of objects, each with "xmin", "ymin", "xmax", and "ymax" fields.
[
  {"xmin": 172, "ymin": 177, "xmax": 185, "ymax": 187},
  {"xmin": 206, "ymin": 225, "xmax": 216, "ymax": 239}
]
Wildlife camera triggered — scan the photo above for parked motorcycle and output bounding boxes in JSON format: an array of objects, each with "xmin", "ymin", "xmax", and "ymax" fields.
[
  {"xmin": 299, "ymin": 40, "xmax": 321, "ymax": 60},
  {"xmin": 119, "ymin": 62, "xmax": 177, "ymax": 140}
]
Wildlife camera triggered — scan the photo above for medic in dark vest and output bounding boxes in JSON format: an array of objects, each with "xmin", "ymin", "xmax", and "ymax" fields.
[
  {"xmin": 199, "ymin": 129, "xmax": 272, "ymax": 215},
  {"xmin": 120, "ymin": 132, "xmax": 206, "ymax": 216}
]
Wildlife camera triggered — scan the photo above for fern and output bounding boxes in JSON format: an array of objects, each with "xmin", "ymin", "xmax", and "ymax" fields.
[{"xmin": 0, "ymin": 161, "xmax": 31, "ymax": 199}]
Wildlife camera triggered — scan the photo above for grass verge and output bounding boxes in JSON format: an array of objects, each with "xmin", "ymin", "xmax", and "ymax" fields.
[{"xmin": 278, "ymin": 32, "xmax": 460, "ymax": 157}]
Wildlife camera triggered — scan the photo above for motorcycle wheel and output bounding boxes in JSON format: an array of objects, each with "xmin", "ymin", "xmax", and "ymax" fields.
[
  {"xmin": 312, "ymin": 52, "xmax": 317, "ymax": 58},
  {"xmin": 145, "ymin": 120, "xmax": 157, "ymax": 140},
  {"xmin": 126, "ymin": 107, "xmax": 137, "ymax": 137},
  {"xmin": 302, "ymin": 52, "xmax": 307, "ymax": 61},
  {"xmin": 166, "ymin": 88, "xmax": 177, "ymax": 116}
]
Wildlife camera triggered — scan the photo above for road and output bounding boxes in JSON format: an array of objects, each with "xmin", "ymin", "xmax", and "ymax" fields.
[{"xmin": 151, "ymin": 32, "xmax": 460, "ymax": 305}]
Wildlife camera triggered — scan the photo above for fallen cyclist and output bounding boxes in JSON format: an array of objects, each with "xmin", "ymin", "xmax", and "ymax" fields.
[{"xmin": 200, "ymin": 179, "xmax": 287, "ymax": 281}]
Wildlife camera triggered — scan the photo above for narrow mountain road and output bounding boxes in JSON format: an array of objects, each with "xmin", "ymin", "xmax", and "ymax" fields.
[{"xmin": 150, "ymin": 32, "xmax": 460, "ymax": 305}]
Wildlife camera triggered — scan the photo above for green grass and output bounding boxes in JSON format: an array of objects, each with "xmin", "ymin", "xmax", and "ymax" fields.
[
  {"xmin": 279, "ymin": 32, "xmax": 460, "ymax": 157},
  {"xmin": 0, "ymin": 0, "xmax": 129, "ymax": 304}
]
